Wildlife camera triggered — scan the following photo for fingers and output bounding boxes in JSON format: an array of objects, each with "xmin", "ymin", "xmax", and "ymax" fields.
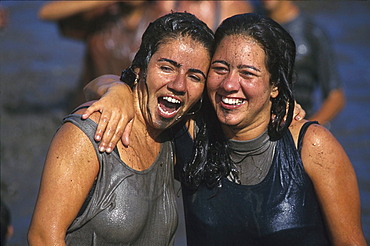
[
  {"xmin": 80, "ymin": 91, "xmax": 135, "ymax": 152},
  {"xmin": 80, "ymin": 101, "xmax": 111, "ymax": 142},
  {"xmin": 121, "ymin": 119, "xmax": 133, "ymax": 147},
  {"xmin": 98, "ymin": 113, "xmax": 133, "ymax": 153},
  {"xmin": 97, "ymin": 112, "xmax": 120, "ymax": 153},
  {"xmin": 293, "ymin": 103, "xmax": 306, "ymax": 121},
  {"xmin": 81, "ymin": 103, "xmax": 99, "ymax": 120}
]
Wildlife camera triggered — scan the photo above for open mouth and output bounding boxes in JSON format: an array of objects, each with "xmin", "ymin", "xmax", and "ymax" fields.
[
  {"xmin": 221, "ymin": 97, "xmax": 245, "ymax": 106},
  {"xmin": 158, "ymin": 96, "xmax": 181, "ymax": 118}
]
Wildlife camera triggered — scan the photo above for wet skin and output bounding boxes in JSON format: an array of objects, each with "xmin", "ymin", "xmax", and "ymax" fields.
[
  {"xmin": 207, "ymin": 35, "xmax": 278, "ymax": 141},
  {"xmin": 138, "ymin": 36, "xmax": 210, "ymax": 131}
]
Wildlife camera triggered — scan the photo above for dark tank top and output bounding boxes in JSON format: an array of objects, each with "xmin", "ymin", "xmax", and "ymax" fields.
[
  {"xmin": 64, "ymin": 114, "xmax": 178, "ymax": 245},
  {"xmin": 175, "ymin": 121, "xmax": 330, "ymax": 246}
]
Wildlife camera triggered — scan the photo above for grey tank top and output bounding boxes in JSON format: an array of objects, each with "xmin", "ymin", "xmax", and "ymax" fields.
[{"xmin": 63, "ymin": 114, "xmax": 178, "ymax": 245}]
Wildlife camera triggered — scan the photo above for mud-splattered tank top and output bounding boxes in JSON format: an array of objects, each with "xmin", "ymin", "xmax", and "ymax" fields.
[
  {"xmin": 64, "ymin": 114, "xmax": 178, "ymax": 245},
  {"xmin": 175, "ymin": 121, "xmax": 330, "ymax": 245}
]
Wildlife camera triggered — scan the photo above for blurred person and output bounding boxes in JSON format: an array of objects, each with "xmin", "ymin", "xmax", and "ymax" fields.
[
  {"xmin": 82, "ymin": 13, "xmax": 365, "ymax": 245},
  {"xmin": 28, "ymin": 12, "xmax": 214, "ymax": 245},
  {"xmin": 38, "ymin": 1, "xmax": 167, "ymax": 109},
  {"xmin": 1, "ymin": 199, "xmax": 13, "ymax": 246},
  {"xmin": 261, "ymin": 0, "xmax": 345, "ymax": 126},
  {"xmin": 171, "ymin": 1, "xmax": 253, "ymax": 30},
  {"xmin": 38, "ymin": 1, "xmax": 254, "ymax": 110},
  {"xmin": 0, "ymin": 4, "xmax": 9, "ymax": 30}
]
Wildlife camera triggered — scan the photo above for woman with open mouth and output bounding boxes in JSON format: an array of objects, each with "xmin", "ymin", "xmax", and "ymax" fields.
[
  {"xmin": 77, "ymin": 12, "xmax": 365, "ymax": 246},
  {"xmin": 28, "ymin": 12, "xmax": 213, "ymax": 246}
]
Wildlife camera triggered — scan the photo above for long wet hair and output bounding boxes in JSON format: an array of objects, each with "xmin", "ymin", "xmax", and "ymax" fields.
[
  {"xmin": 183, "ymin": 13, "xmax": 297, "ymax": 189},
  {"xmin": 120, "ymin": 12, "xmax": 214, "ymax": 89}
]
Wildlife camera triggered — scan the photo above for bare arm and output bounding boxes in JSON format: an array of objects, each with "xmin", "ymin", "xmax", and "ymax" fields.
[
  {"xmin": 300, "ymin": 124, "xmax": 366, "ymax": 245},
  {"xmin": 82, "ymin": 75, "xmax": 134, "ymax": 151},
  {"xmin": 83, "ymin": 82, "xmax": 307, "ymax": 151},
  {"xmin": 309, "ymin": 88, "xmax": 345, "ymax": 125},
  {"xmin": 83, "ymin": 74, "xmax": 125, "ymax": 100},
  {"xmin": 28, "ymin": 109, "xmax": 100, "ymax": 245},
  {"xmin": 38, "ymin": 1, "xmax": 117, "ymax": 21}
]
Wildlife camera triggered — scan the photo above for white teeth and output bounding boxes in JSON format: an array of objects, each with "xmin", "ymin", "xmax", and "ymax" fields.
[
  {"xmin": 163, "ymin": 96, "xmax": 180, "ymax": 104},
  {"xmin": 222, "ymin": 97, "xmax": 243, "ymax": 105}
]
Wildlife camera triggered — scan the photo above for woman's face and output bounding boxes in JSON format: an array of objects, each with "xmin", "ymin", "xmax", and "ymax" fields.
[
  {"xmin": 139, "ymin": 36, "xmax": 210, "ymax": 130},
  {"xmin": 207, "ymin": 35, "xmax": 278, "ymax": 136}
]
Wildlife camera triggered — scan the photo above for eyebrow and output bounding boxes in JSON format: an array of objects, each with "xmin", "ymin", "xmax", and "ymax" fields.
[
  {"xmin": 212, "ymin": 60, "xmax": 261, "ymax": 73},
  {"xmin": 159, "ymin": 58, "xmax": 181, "ymax": 68},
  {"xmin": 212, "ymin": 60, "xmax": 229, "ymax": 67},
  {"xmin": 159, "ymin": 58, "xmax": 206, "ymax": 79},
  {"xmin": 238, "ymin": 64, "xmax": 261, "ymax": 73}
]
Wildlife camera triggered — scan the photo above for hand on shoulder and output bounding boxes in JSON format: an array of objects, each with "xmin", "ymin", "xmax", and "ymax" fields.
[{"xmin": 72, "ymin": 100, "xmax": 101, "ymax": 124}]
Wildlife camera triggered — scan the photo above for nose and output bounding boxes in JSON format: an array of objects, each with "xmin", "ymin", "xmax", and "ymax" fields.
[
  {"xmin": 168, "ymin": 73, "xmax": 186, "ymax": 95},
  {"xmin": 220, "ymin": 72, "xmax": 240, "ymax": 92}
]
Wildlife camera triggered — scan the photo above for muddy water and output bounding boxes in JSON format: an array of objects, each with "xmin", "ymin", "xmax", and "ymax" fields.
[{"xmin": 1, "ymin": 1, "xmax": 369, "ymax": 245}]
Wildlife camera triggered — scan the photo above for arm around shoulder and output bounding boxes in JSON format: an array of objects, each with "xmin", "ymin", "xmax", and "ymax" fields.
[
  {"xmin": 300, "ymin": 124, "xmax": 366, "ymax": 245},
  {"xmin": 83, "ymin": 74, "xmax": 124, "ymax": 101},
  {"xmin": 82, "ymin": 75, "xmax": 135, "ymax": 150},
  {"xmin": 28, "ymin": 116, "xmax": 100, "ymax": 245}
]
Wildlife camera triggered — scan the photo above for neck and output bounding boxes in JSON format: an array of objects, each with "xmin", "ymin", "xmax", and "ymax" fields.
[
  {"xmin": 221, "ymin": 118, "xmax": 270, "ymax": 142},
  {"xmin": 132, "ymin": 89, "xmax": 163, "ymax": 143}
]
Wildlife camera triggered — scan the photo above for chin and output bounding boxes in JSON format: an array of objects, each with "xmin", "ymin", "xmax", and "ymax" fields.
[{"xmin": 153, "ymin": 117, "xmax": 176, "ymax": 130}]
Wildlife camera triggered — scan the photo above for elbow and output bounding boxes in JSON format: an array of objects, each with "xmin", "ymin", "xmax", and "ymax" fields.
[
  {"xmin": 28, "ymin": 228, "xmax": 44, "ymax": 246},
  {"xmin": 28, "ymin": 227, "xmax": 65, "ymax": 246}
]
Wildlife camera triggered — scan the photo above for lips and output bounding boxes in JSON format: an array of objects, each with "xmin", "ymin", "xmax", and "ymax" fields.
[
  {"xmin": 158, "ymin": 96, "xmax": 182, "ymax": 118},
  {"xmin": 220, "ymin": 96, "xmax": 245, "ymax": 109}
]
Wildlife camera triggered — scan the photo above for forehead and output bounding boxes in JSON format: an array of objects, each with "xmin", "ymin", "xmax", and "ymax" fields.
[
  {"xmin": 213, "ymin": 35, "xmax": 266, "ymax": 66},
  {"xmin": 152, "ymin": 36, "xmax": 211, "ymax": 66}
]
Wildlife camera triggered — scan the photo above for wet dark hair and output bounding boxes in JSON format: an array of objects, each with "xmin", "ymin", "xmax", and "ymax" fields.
[
  {"xmin": 120, "ymin": 12, "xmax": 214, "ymax": 88},
  {"xmin": 183, "ymin": 13, "xmax": 296, "ymax": 189},
  {"xmin": 214, "ymin": 13, "xmax": 296, "ymax": 139}
]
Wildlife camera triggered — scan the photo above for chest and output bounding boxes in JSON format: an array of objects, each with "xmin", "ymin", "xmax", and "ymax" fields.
[
  {"xmin": 66, "ymin": 139, "xmax": 178, "ymax": 245},
  {"xmin": 87, "ymin": 177, "xmax": 177, "ymax": 244},
  {"xmin": 118, "ymin": 138, "xmax": 162, "ymax": 171},
  {"xmin": 182, "ymin": 137, "xmax": 328, "ymax": 244}
]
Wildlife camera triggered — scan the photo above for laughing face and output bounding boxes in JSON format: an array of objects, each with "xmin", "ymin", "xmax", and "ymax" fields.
[
  {"xmin": 207, "ymin": 35, "xmax": 278, "ymax": 138},
  {"xmin": 137, "ymin": 36, "xmax": 210, "ymax": 130}
]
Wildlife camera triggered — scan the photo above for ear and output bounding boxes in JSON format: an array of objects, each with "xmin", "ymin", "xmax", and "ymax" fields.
[{"xmin": 270, "ymin": 86, "xmax": 279, "ymax": 98}]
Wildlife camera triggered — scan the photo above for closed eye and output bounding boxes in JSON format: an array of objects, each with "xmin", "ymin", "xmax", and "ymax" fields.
[
  {"xmin": 211, "ymin": 66, "xmax": 228, "ymax": 75},
  {"xmin": 240, "ymin": 70, "xmax": 255, "ymax": 77},
  {"xmin": 160, "ymin": 65, "xmax": 174, "ymax": 72},
  {"xmin": 189, "ymin": 74, "xmax": 201, "ymax": 82},
  {"xmin": 211, "ymin": 60, "xmax": 229, "ymax": 75}
]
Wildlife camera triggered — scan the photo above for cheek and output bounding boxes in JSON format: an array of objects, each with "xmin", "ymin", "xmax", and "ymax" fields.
[
  {"xmin": 249, "ymin": 86, "xmax": 273, "ymax": 107},
  {"xmin": 189, "ymin": 83, "xmax": 205, "ymax": 102},
  {"xmin": 206, "ymin": 72, "xmax": 222, "ymax": 93},
  {"xmin": 147, "ymin": 71, "xmax": 168, "ymax": 90},
  {"xmin": 241, "ymin": 78, "xmax": 271, "ymax": 99}
]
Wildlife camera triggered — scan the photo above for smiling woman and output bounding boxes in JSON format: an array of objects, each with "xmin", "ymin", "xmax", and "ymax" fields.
[
  {"xmin": 74, "ymin": 12, "xmax": 365, "ymax": 246},
  {"xmin": 180, "ymin": 13, "xmax": 366, "ymax": 245},
  {"xmin": 27, "ymin": 12, "xmax": 213, "ymax": 246},
  {"xmin": 207, "ymin": 35, "xmax": 277, "ymax": 136}
]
